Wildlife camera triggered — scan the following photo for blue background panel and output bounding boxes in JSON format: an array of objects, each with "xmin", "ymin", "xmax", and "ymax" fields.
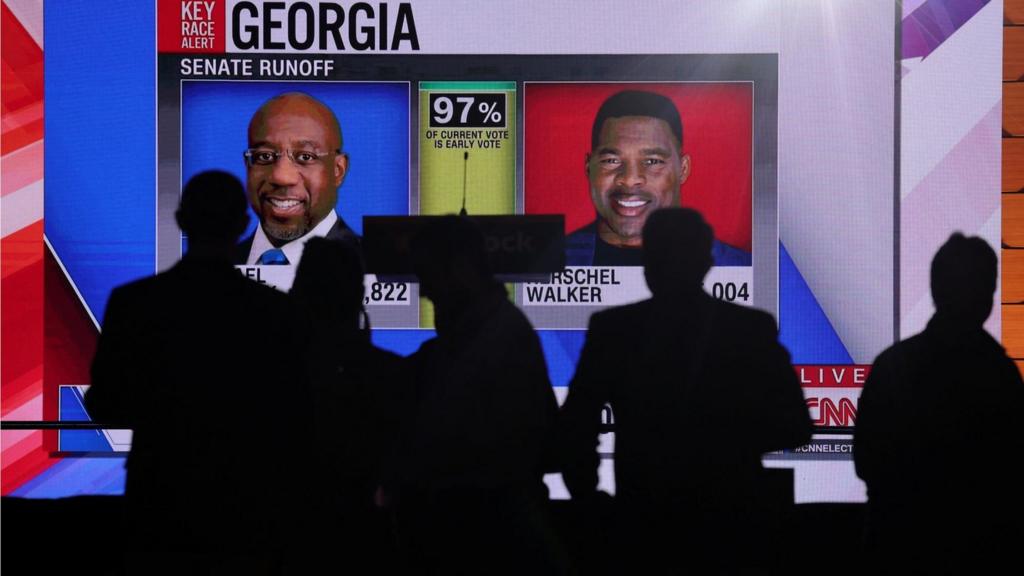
[
  {"xmin": 371, "ymin": 329, "xmax": 434, "ymax": 356},
  {"xmin": 778, "ymin": 243, "xmax": 854, "ymax": 364},
  {"xmin": 58, "ymin": 387, "xmax": 114, "ymax": 453},
  {"xmin": 45, "ymin": 0, "xmax": 156, "ymax": 325}
]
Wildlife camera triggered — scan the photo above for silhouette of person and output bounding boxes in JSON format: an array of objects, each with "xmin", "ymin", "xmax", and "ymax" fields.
[
  {"xmin": 87, "ymin": 170, "xmax": 301, "ymax": 575},
  {"xmin": 394, "ymin": 215, "xmax": 564, "ymax": 575},
  {"xmin": 559, "ymin": 207, "xmax": 811, "ymax": 574},
  {"xmin": 854, "ymin": 233, "xmax": 1024, "ymax": 574},
  {"xmin": 286, "ymin": 237, "xmax": 403, "ymax": 574}
]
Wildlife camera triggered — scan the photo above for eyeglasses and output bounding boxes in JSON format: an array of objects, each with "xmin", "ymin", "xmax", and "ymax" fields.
[{"xmin": 243, "ymin": 148, "xmax": 341, "ymax": 168}]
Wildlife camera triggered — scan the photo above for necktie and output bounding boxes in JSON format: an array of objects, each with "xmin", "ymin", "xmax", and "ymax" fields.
[{"xmin": 257, "ymin": 248, "xmax": 289, "ymax": 265}]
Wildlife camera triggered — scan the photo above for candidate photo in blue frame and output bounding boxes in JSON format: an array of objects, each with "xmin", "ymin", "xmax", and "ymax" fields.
[{"xmin": 181, "ymin": 81, "xmax": 410, "ymax": 258}]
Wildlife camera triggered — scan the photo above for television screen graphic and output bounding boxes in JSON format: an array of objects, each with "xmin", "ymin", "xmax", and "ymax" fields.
[{"xmin": 2, "ymin": 0, "xmax": 1006, "ymax": 509}]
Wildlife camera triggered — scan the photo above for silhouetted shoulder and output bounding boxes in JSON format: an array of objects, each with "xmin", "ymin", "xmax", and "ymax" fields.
[
  {"xmin": 585, "ymin": 298, "xmax": 653, "ymax": 328},
  {"xmin": 499, "ymin": 298, "xmax": 548, "ymax": 339},
  {"xmin": 239, "ymin": 272, "xmax": 292, "ymax": 304},
  {"xmin": 590, "ymin": 295, "xmax": 778, "ymax": 336},
  {"xmin": 102, "ymin": 273, "xmax": 168, "ymax": 307},
  {"xmin": 114, "ymin": 260, "xmax": 284, "ymax": 298},
  {"xmin": 477, "ymin": 300, "xmax": 549, "ymax": 378},
  {"xmin": 368, "ymin": 345, "xmax": 403, "ymax": 364},
  {"xmin": 877, "ymin": 330, "xmax": 927, "ymax": 359},
  {"xmin": 714, "ymin": 298, "xmax": 781, "ymax": 342},
  {"xmin": 356, "ymin": 344, "xmax": 405, "ymax": 386},
  {"xmin": 233, "ymin": 233, "xmax": 256, "ymax": 265},
  {"xmin": 858, "ymin": 332, "xmax": 920, "ymax": 396}
]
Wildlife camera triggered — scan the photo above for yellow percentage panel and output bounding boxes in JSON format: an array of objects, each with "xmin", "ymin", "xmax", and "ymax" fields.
[
  {"xmin": 418, "ymin": 82, "xmax": 517, "ymax": 327},
  {"xmin": 419, "ymin": 81, "xmax": 516, "ymax": 216}
]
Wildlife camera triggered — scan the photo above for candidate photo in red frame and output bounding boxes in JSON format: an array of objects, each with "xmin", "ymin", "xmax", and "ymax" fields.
[{"xmin": 524, "ymin": 83, "xmax": 753, "ymax": 267}]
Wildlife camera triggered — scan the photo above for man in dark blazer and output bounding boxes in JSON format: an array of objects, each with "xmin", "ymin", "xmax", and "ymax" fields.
[
  {"xmin": 235, "ymin": 91, "xmax": 359, "ymax": 266},
  {"xmin": 395, "ymin": 216, "xmax": 564, "ymax": 575},
  {"xmin": 87, "ymin": 171, "xmax": 305, "ymax": 574},
  {"xmin": 854, "ymin": 233, "xmax": 1024, "ymax": 574},
  {"xmin": 559, "ymin": 207, "xmax": 810, "ymax": 573}
]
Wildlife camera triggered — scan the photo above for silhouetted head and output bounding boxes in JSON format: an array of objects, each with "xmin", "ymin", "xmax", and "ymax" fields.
[
  {"xmin": 176, "ymin": 170, "xmax": 250, "ymax": 247},
  {"xmin": 642, "ymin": 208, "xmax": 713, "ymax": 298},
  {"xmin": 930, "ymin": 232, "xmax": 997, "ymax": 329},
  {"xmin": 412, "ymin": 215, "xmax": 492, "ymax": 309},
  {"xmin": 291, "ymin": 237, "xmax": 365, "ymax": 329},
  {"xmin": 586, "ymin": 91, "xmax": 690, "ymax": 248}
]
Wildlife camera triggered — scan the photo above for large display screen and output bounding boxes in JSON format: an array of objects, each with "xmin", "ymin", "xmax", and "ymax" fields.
[{"xmin": 1, "ymin": 0, "xmax": 1005, "ymax": 504}]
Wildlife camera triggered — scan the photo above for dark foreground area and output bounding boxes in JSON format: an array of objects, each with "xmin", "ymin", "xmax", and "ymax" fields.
[{"xmin": 1, "ymin": 495, "xmax": 865, "ymax": 575}]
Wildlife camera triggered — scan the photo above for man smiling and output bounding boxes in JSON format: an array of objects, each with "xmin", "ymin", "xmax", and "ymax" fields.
[
  {"xmin": 566, "ymin": 90, "xmax": 750, "ymax": 267},
  {"xmin": 235, "ymin": 91, "xmax": 360, "ymax": 265}
]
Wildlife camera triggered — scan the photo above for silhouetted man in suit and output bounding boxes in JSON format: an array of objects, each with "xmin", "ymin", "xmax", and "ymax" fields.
[
  {"xmin": 855, "ymin": 233, "xmax": 1024, "ymax": 574},
  {"xmin": 395, "ymin": 216, "xmax": 563, "ymax": 575},
  {"xmin": 87, "ymin": 171, "xmax": 301, "ymax": 575},
  {"xmin": 287, "ymin": 237, "xmax": 403, "ymax": 574},
  {"xmin": 559, "ymin": 207, "xmax": 811, "ymax": 574}
]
